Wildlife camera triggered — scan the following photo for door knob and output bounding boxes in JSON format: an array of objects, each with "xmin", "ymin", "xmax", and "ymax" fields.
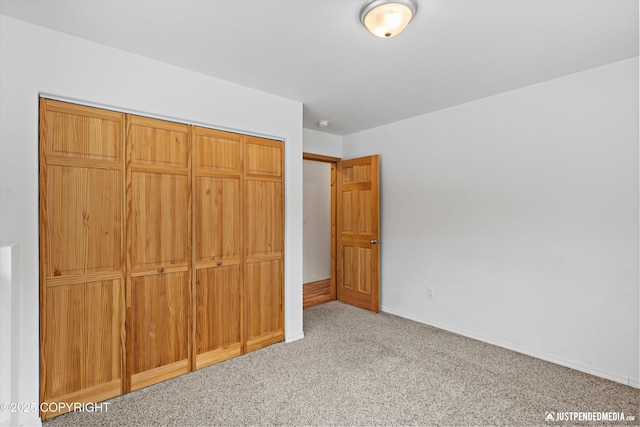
[{"xmin": 370, "ymin": 239, "xmax": 378, "ymax": 244}]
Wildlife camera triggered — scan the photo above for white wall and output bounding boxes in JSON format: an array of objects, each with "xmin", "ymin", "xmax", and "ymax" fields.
[
  {"xmin": 303, "ymin": 128, "xmax": 343, "ymax": 158},
  {"xmin": 0, "ymin": 243, "xmax": 20, "ymax": 427},
  {"xmin": 0, "ymin": 245, "xmax": 11, "ymax": 427},
  {"xmin": 303, "ymin": 160, "xmax": 331, "ymax": 283},
  {"xmin": 0, "ymin": 15, "xmax": 304, "ymax": 425},
  {"xmin": 343, "ymin": 58, "xmax": 639, "ymax": 387}
]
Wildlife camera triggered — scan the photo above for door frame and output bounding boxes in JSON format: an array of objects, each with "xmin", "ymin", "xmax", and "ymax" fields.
[{"xmin": 302, "ymin": 153, "xmax": 339, "ymax": 306}]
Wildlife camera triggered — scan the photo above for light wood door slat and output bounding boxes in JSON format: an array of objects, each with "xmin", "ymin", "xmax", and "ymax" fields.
[
  {"xmin": 46, "ymin": 156, "xmax": 122, "ymax": 170},
  {"xmin": 130, "ymin": 264, "xmax": 189, "ymax": 277},
  {"xmin": 46, "ymin": 271, "xmax": 122, "ymax": 287},
  {"xmin": 195, "ymin": 258, "xmax": 241, "ymax": 270},
  {"xmin": 130, "ymin": 360, "xmax": 190, "ymax": 391}
]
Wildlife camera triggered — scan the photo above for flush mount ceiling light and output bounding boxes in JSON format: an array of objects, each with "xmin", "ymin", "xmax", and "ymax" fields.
[{"xmin": 360, "ymin": 0, "xmax": 418, "ymax": 38}]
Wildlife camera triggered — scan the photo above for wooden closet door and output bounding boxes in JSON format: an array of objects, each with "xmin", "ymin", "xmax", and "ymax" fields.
[
  {"xmin": 244, "ymin": 136, "xmax": 284, "ymax": 352},
  {"xmin": 125, "ymin": 115, "xmax": 191, "ymax": 391},
  {"xmin": 39, "ymin": 99, "xmax": 125, "ymax": 419},
  {"xmin": 192, "ymin": 128, "xmax": 243, "ymax": 369}
]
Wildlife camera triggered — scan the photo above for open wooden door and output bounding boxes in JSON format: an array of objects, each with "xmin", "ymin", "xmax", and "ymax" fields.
[{"xmin": 337, "ymin": 155, "xmax": 380, "ymax": 312}]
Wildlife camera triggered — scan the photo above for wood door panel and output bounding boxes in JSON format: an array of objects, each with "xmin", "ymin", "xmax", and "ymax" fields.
[
  {"xmin": 128, "ymin": 116, "xmax": 189, "ymax": 168},
  {"xmin": 245, "ymin": 180, "xmax": 283, "ymax": 257},
  {"xmin": 358, "ymin": 189, "xmax": 372, "ymax": 235},
  {"xmin": 192, "ymin": 127, "xmax": 244, "ymax": 369},
  {"xmin": 130, "ymin": 172, "xmax": 189, "ymax": 268},
  {"xmin": 340, "ymin": 189, "xmax": 373, "ymax": 236},
  {"xmin": 244, "ymin": 136, "xmax": 283, "ymax": 352},
  {"xmin": 195, "ymin": 176, "xmax": 240, "ymax": 261},
  {"xmin": 337, "ymin": 155, "xmax": 380, "ymax": 312},
  {"xmin": 245, "ymin": 259, "xmax": 283, "ymax": 342},
  {"xmin": 43, "ymin": 280, "xmax": 122, "ymax": 398},
  {"xmin": 44, "ymin": 100, "xmax": 122, "ymax": 161},
  {"xmin": 245, "ymin": 137, "xmax": 283, "ymax": 177},
  {"xmin": 341, "ymin": 244, "xmax": 372, "ymax": 293},
  {"xmin": 342, "ymin": 162, "xmax": 371, "ymax": 184},
  {"xmin": 130, "ymin": 272, "xmax": 189, "ymax": 375},
  {"xmin": 46, "ymin": 165, "xmax": 122, "ymax": 276},
  {"xmin": 341, "ymin": 190, "xmax": 354, "ymax": 234},
  {"xmin": 195, "ymin": 266, "xmax": 242, "ymax": 360},
  {"xmin": 126, "ymin": 114, "xmax": 192, "ymax": 392},
  {"xmin": 40, "ymin": 99, "xmax": 125, "ymax": 420},
  {"xmin": 194, "ymin": 129, "xmax": 241, "ymax": 173}
]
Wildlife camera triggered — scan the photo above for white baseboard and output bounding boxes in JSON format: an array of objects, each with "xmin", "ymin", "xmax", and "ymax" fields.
[
  {"xmin": 16, "ymin": 412, "xmax": 42, "ymax": 427},
  {"xmin": 381, "ymin": 305, "xmax": 639, "ymax": 389},
  {"xmin": 285, "ymin": 332, "xmax": 304, "ymax": 343}
]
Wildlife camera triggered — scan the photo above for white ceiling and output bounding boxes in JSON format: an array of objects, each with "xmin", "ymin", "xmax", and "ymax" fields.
[{"xmin": 1, "ymin": 0, "xmax": 638, "ymax": 135}]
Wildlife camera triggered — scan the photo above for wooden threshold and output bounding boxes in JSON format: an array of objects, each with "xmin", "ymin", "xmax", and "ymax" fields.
[{"xmin": 303, "ymin": 279, "xmax": 333, "ymax": 309}]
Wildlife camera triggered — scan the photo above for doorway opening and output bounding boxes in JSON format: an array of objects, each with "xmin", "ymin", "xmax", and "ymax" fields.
[{"xmin": 302, "ymin": 153, "xmax": 339, "ymax": 308}]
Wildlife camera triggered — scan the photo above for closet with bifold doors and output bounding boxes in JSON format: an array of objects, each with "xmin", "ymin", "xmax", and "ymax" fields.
[{"xmin": 39, "ymin": 98, "xmax": 284, "ymax": 420}]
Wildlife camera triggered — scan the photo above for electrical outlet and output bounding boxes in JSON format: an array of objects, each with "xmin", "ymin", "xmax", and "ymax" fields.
[{"xmin": 427, "ymin": 287, "xmax": 435, "ymax": 299}]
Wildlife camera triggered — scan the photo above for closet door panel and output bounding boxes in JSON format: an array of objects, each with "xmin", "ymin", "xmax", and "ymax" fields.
[
  {"xmin": 245, "ymin": 141, "xmax": 282, "ymax": 177},
  {"xmin": 44, "ymin": 100, "xmax": 121, "ymax": 161},
  {"xmin": 244, "ymin": 136, "xmax": 284, "ymax": 353},
  {"xmin": 245, "ymin": 180, "xmax": 284, "ymax": 257},
  {"xmin": 245, "ymin": 259, "xmax": 283, "ymax": 352},
  {"xmin": 46, "ymin": 166, "xmax": 121, "ymax": 276},
  {"xmin": 129, "ymin": 272, "xmax": 190, "ymax": 390},
  {"xmin": 130, "ymin": 172, "xmax": 189, "ymax": 268},
  {"xmin": 192, "ymin": 128, "xmax": 243, "ymax": 369},
  {"xmin": 39, "ymin": 99, "xmax": 125, "ymax": 420},
  {"xmin": 42, "ymin": 280, "xmax": 122, "ymax": 416},
  {"xmin": 126, "ymin": 115, "xmax": 191, "ymax": 391},
  {"xmin": 129, "ymin": 118, "xmax": 189, "ymax": 168},
  {"xmin": 195, "ymin": 176, "xmax": 240, "ymax": 262},
  {"xmin": 195, "ymin": 265, "xmax": 242, "ymax": 368},
  {"xmin": 194, "ymin": 130, "xmax": 241, "ymax": 173}
]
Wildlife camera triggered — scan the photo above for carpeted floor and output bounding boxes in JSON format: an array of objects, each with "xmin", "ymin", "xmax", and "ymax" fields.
[{"xmin": 45, "ymin": 301, "xmax": 639, "ymax": 426}]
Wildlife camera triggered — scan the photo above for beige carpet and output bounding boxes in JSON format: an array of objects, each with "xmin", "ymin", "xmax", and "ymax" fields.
[{"xmin": 46, "ymin": 301, "xmax": 638, "ymax": 426}]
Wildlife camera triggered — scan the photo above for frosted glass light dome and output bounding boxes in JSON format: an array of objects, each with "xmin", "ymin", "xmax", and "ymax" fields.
[{"xmin": 360, "ymin": 0, "xmax": 418, "ymax": 38}]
